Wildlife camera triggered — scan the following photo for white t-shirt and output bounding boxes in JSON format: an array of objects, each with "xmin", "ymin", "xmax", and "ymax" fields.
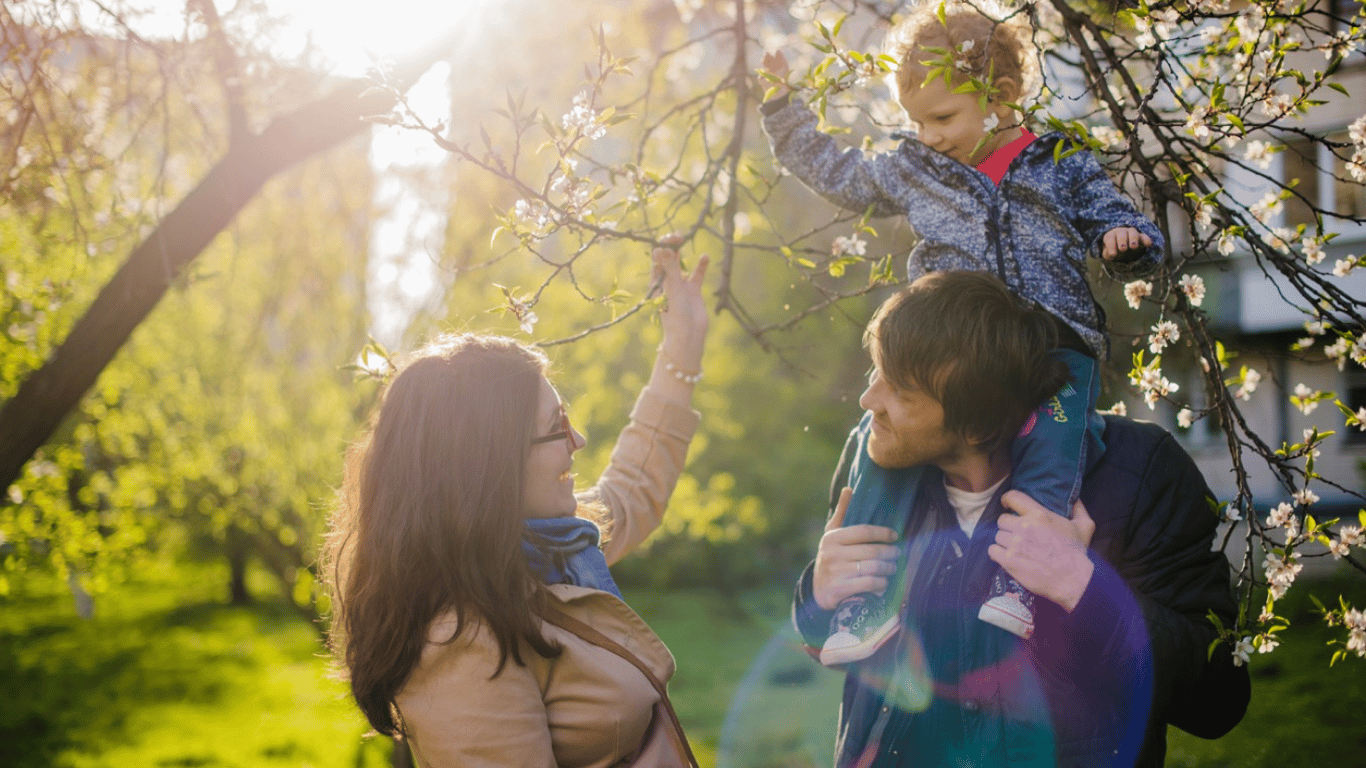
[{"xmin": 944, "ymin": 477, "xmax": 1007, "ymax": 537}]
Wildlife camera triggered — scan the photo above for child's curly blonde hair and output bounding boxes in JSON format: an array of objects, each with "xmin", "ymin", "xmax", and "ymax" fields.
[{"xmin": 885, "ymin": 1, "xmax": 1041, "ymax": 107}]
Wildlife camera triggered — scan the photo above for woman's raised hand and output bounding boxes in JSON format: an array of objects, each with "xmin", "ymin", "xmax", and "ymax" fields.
[{"xmin": 652, "ymin": 235, "xmax": 709, "ymax": 386}]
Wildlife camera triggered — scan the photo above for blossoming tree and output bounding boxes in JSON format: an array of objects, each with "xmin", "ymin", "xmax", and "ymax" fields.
[
  {"xmin": 3, "ymin": 0, "xmax": 1366, "ymax": 668},
  {"xmin": 361, "ymin": 0, "xmax": 1366, "ymax": 663}
]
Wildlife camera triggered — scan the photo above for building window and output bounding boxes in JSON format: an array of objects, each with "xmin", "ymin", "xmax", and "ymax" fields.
[
  {"xmin": 1328, "ymin": 1, "xmax": 1366, "ymax": 66},
  {"xmin": 1346, "ymin": 363, "xmax": 1366, "ymax": 446},
  {"xmin": 1282, "ymin": 131, "xmax": 1366, "ymax": 233}
]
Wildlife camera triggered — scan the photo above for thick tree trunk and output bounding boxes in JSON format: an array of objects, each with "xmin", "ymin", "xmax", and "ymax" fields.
[
  {"xmin": 0, "ymin": 36, "xmax": 457, "ymax": 492},
  {"xmin": 226, "ymin": 524, "xmax": 252, "ymax": 605}
]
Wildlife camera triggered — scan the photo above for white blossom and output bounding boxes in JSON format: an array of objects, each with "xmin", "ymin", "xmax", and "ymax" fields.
[
  {"xmin": 1235, "ymin": 5, "xmax": 1264, "ymax": 41},
  {"xmin": 983, "ymin": 112, "xmax": 1000, "ymax": 133},
  {"xmin": 1340, "ymin": 526, "xmax": 1363, "ymax": 548},
  {"xmin": 1258, "ymin": 636, "xmax": 1280, "ymax": 654},
  {"xmin": 1305, "ymin": 320, "xmax": 1328, "ymax": 335},
  {"xmin": 1325, "ymin": 337, "xmax": 1350, "ymax": 371},
  {"xmin": 1350, "ymin": 150, "xmax": 1366, "ymax": 183},
  {"xmin": 1134, "ymin": 18, "xmax": 1157, "ymax": 49},
  {"xmin": 1352, "ymin": 338, "xmax": 1366, "ymax": 367},
  {"xmin": 1132, "ymin": 366, "xmax": 1179, "ymax": 409},
  {"xmin": 1355, "ymin": 407, "xmax": 1366, "ymax": 430},
  {"xmin": 1346, "ymin": 609, "xmax": 1366, "ymax": 657},
  {"xmin": 519, "ymin": 310, "xmax": 539, "ymax": 334},
  {"xmin": 1333, "ymin": 258, "xmax": 1356, "ymax": 277},
  {"xmin": 1149, "ymin": 320, "xmax": 1181, "ymax": 354},
  {"xmin": 1177, "ymin": 407, "xmax": 1194, "ymax": 429},
  {"xmin": 1263, "ymin": 551, "xmax": 1302, "ymax": 599},
  {"xmin": 1102, "ymin": 401, "xmax": 1128, "ymax": 417},
  {"xmin": 1259, "ymin": 93, "xmax": 1295, "ymax": 119},
  {"xmin": 1185, "ymin": 106, "xmax": 1212, "ymax": 139},
  {"xmin": 1302, "ymin": 238, "xmax": 1324, "ymax": 264},
  {"xmin": 1292, "ymin": 488, "xmax": 1319, "ymax": 506},
  {"xmin": 1232, "ymin": 637, "xmax": 1254, "ymax": 666},
  {"xmin": 1218, "ymin": 230, "xmax": 1237, "ymax": 255},
  {"xmin": 1091, "ymin": 125, "xmax": 1126, "ymax": 151},
  {"xmin": 1292, "ymin": 384, "xmax": 1321, "ymax": 415},
  {"xmin": 1329, "ymin": 537, "xmax": 1353, "ymax": 559},
  {"xmin": 1124, "ymin": 280, "xmax": 1153, "ymax": 310},
  {"xmin": 832, "ymin": 234, "xmax": 867, "ymax": 257},
  {"xmin": 1249, "ymin": 192, "xmax": 1282, "ymax": 224},
  {"xmin": 1350, "ymin": 114, "xmax": 1366, "ymax": 147},
  {"xmin": 1267, "ymin": 227, "xmax": 1294, "ymax": 254},
  {"xmin": 561, "ymin": 90, "xmax": 607, "ymax": 141},
  {"xmin": 1243, "ymin": 139, "xmax": 1275, "ymax": 170},
  {"xmin": 1269, "ymin": 503, "xmax": 1294, "ymax": 527},
  {"xmin": 1234, "ymin": 368, "xmax": 1261, "ymax": 400},
  {"xmin": 1192, "ymin": 200, "xmax": 1213, "ymax": 229},
  {"xmin": 1179, "ymin": 274, "xmax": 1206, "ymax": 306},
  {"xmin": 514, "ymin": 198, "xmax": 552, "ymax": 229}
]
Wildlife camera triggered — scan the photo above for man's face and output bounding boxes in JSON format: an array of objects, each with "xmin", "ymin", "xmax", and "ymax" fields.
[{"xmin": 858, "ymin": 359, "xmax": 974, "ymax": 470}]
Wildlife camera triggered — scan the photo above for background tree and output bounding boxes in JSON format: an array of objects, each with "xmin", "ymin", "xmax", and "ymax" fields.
[
  {"xmin": 369, "ymin": 0, "xmax": 1366, "ymax": 660},
  {"xmin": 2, "ymin": 0, "xmax": 1365, "ymax": 679}
]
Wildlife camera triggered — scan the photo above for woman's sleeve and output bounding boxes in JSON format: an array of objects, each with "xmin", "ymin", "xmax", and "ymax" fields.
[
  {"xmin": 396, "ymin": 621, "xmax": 557, "ymax": 768},
  {"xmin": 582, "ymin": 385, "xmax": 700, "ymax": 566}
]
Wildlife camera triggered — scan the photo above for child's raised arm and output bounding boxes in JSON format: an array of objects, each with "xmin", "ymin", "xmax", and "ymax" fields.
[{"xmin": 760, "ymin": 51, "xmax": 792, "ymax": 102}]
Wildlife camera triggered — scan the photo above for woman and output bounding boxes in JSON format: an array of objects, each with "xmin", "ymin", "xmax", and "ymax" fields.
[{"xmin": 324, "ymin": 240, "xmax": 709, "ymax": 768}]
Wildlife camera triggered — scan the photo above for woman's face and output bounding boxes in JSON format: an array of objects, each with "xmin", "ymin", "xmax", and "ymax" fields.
[{"xmin": 522, "ymin": 376, "xmax": 586, "ymax": 518}]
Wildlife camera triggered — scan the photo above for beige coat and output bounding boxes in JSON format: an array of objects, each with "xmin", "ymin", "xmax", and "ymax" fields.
[{"xmin": 395, "ymin": 387, "xmax": 700, "ymax": 768}]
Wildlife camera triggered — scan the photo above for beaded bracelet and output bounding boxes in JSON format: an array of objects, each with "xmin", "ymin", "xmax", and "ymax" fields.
[{"xmin": 658, "ymin": 347, "xmax": 702, "ymax": 384}]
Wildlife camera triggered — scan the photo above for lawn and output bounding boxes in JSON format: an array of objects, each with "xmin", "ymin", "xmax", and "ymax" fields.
[{"xmin": 1, "ymin": 558, "xmax": 1363, "ymax": 767}]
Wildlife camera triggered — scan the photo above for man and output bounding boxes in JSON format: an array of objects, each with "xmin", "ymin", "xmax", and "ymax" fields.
[{"xmin": 793, "ymin": 271, "xmax": 1250, "ymax": 767}]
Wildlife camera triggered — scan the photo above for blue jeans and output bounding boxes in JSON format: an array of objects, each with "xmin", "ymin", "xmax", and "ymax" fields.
[{"xmin": 844, "ymin": 349, "xmax": 1104, "ymax": 535}]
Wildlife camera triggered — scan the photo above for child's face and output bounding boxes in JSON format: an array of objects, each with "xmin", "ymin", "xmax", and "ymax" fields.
[{"xmin": 899, "ymin": 78, "xmax": 1014, "ymax": 166}]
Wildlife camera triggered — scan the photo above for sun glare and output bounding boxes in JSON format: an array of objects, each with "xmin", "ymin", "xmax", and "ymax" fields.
[{"xmin": 270, "ymin": 0, "xmax": 487, "ymax": 77}]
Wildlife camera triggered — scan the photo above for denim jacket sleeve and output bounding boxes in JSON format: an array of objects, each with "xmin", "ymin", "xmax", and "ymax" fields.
[
  {"xmin": 1061, "ymin": 149, "xmax": 1164, "ymax": 277},
  {"xmin": 761, "ymin": 98, "xmax": 913, "ymax": 219}
]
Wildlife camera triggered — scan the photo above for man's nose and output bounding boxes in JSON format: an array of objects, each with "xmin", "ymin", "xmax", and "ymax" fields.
[{"xmin": 858, "ymin": 384, "xmax": 876, "ymax": 412}]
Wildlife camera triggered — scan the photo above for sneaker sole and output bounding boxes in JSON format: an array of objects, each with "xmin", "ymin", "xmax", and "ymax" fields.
[{"xmin": 819, "ymin": 614, "xmax": 901, "ymax": 666}]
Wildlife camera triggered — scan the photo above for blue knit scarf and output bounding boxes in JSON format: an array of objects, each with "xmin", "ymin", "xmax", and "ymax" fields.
[{"xmin": 522, "ymin": 516, "xmax": 622, "ymax": 598}]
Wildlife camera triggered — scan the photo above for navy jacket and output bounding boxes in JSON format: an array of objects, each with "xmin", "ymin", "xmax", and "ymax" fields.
[
  {"xmin": 792, "ymin": 417, "xmax": 1251, "ymax": 767},
  {"xmin": 762, "ymin": 99, "xmax": 1163, "ymax": 359}
]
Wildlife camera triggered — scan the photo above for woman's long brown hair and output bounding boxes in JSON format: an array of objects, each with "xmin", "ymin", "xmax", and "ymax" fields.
[{"xmin": 323, "ymin": 334, "xmax": 563, "ymax": 737}]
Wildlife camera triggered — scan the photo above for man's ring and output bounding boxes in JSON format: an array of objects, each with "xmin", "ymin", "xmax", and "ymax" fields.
[{"xmin": 856, "ymin": 560, "xmax": 862, "ymax": 575}]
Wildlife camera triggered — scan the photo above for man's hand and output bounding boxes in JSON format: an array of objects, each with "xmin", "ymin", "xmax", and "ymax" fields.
[
  {"xmin": 988, "ymin": 491, "xmax": 1096, "ymax": 613},
  {"xmin": 813, "ymin": 487, "xmax": 900, "ymax": 611},
  {"xmin": 1101, "ymin": 226, "xmax": 1153, "ymax": 261}
]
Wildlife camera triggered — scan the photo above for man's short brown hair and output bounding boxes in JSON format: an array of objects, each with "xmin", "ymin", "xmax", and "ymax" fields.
[{"xmin": 865, "ymin": 271, "xmax": 1070, "ymax": 453}]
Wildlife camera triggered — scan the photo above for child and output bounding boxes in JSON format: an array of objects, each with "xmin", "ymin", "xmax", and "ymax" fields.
[{"xmin": 761, "ymin": 1, "xmax": 1163, "ymax": 666}]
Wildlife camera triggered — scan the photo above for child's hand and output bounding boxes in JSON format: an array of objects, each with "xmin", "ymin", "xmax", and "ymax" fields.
[
  {"xmin": 761, "ymin": 50, "xmax": 791, "ymax": 101},
  {"xmin": 1101, "ymin": 227, "xmax": 1153, "ymax": 261}
]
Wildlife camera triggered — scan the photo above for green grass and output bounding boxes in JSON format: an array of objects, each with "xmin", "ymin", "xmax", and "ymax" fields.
[
  {"xmin": 0, "ymin": 557, "xmax": 386, "ymax": 768},
  {"xmin": 2, "ymin": 561, "xmax": 1363, "ymax": 767},
  {"xmin": 1165, "ymin": 568, "xmax": 1366, "ymax": 768}
]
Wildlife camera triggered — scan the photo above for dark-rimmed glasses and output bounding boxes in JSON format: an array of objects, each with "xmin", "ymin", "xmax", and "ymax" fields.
[{"xmin": 530, "ymin": 408, "xmax": 573, "ymax": 446}]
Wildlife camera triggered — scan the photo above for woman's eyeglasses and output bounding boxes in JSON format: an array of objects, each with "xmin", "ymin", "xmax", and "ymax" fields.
[{"xmin": 530, "ymin": 408, "xmax": 573, "ymax": 446}]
